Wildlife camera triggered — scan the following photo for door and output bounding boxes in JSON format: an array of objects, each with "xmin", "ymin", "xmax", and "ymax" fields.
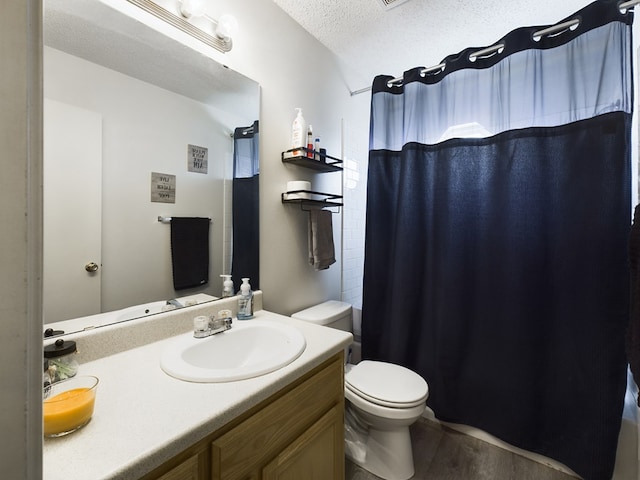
[{"xmin": 43, "ymin": 98, "xmax": 102, "ymax": 323}]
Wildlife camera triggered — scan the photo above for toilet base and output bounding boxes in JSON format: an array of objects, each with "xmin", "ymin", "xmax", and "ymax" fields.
[{"xmin": 346, "ymin": 425, "xmax": 415, "ymax": 480}]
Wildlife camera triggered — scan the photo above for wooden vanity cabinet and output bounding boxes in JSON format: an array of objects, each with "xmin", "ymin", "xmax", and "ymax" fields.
[
  {"xmin": 154, "ymin": 451, "xmax": 208, "ymax": 480},
  {"xmin": 141, "ymin": 353, "xmax": 345, "ymax": 480},
  {"xmin": 261, "ymin": 404, "xmax": 343, "ymax": 480}
]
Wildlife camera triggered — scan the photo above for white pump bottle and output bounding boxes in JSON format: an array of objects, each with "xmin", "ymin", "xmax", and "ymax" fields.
[
  {"xmin": 236, "ymin": 278, "xmax": 254, "ymax": 320},
  {"xmin": 220, "ymin": 274, "xmax": 234, "ymax": 298},
  {"xmin": 291, "ymin": 108, "xmax": 306, "ymax": 156}
]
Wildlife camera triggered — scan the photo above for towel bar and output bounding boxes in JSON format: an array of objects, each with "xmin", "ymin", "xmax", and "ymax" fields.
[{"xmin": 158, "ymin": 216, "xmax": 211, "ymax": 223}]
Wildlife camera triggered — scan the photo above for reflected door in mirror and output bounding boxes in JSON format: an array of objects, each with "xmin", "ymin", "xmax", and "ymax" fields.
[{"xmin": 43, "ymin": 99, "xmax": 102, "ymax": 323}]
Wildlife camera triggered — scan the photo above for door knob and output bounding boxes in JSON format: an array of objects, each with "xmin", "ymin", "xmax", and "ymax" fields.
[{"xmin": 85, "ymin": 262, "xmax": 99, "ymax": 273}]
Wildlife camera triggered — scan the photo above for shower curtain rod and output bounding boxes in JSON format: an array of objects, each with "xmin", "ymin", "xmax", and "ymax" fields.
[{"xmin": 350, "ymin": 0, "xmax": 640, "ymax": 97}]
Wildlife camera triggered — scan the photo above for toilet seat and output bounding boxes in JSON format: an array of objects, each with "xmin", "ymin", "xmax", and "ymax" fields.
[
  {"xmin": 345, "ymin": 385, "xmax": 427, "ymax": 422},
  {"xmin": 345, "ymin": 360, "xmax": 429, "ymax": 409}
]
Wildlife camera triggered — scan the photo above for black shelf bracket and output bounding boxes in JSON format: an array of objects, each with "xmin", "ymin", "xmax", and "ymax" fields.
[
  {"xmin": 281, "ymin": 148, "xmax": 343, "ymax": 172},
  {"xmin": 281, "ymin": 191, "xmax": 343, "ymax": 213}
]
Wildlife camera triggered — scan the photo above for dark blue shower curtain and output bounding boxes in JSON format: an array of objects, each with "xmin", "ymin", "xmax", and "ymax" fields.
[
  {"xmin": 231, "ymin": 121, "xmax": 259, "ymax": 291},
  {"xmin": 362, "ymin": 2, "xmax": 633, "ymax": 479}
]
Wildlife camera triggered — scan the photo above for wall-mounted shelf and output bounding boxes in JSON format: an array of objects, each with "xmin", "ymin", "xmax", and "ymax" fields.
[
  {"xmin": 281, "ymin": 148, "xmax": 343, "ymax": 172},
  {"xmin": 281, "ymin": 147, "xmax": 343, "ymax": 213},
  {"xmin": 281, "ymin": 190, "xmax": 343, "ymax": 211}
]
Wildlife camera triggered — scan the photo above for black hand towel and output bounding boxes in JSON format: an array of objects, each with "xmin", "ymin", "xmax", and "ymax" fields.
[{"xmin": 170, "ymin": 217, "xmax": 210, "ymax": 290}]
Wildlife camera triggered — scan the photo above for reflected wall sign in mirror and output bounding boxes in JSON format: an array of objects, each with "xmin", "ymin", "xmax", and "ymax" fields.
[{"xmin": 43, "ymin": 0, "xmax": 260, "ymax": 336}]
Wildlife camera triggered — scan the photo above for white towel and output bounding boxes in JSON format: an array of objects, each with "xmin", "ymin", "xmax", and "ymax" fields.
[{"xmin": 308, "ymin": 209, "xmax": 335, "ymax": 270}]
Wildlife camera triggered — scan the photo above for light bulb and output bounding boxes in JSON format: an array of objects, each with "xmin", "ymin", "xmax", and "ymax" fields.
[
  {"xmin": 215, "ymin": 14, "xmax": 238, "ymax": 41},
  {"xmin": 180, "ymin": 0, "xmax": 206, "ymax": 18}
]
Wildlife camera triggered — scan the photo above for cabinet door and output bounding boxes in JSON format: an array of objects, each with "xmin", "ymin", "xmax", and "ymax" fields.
[
  {"xmin": 262, "ymin": 405, "xmax": 344, "ymax": 480},
  {"xmin": 211, "ymin": 356, "xmax": 343, "ymax": 480},
  {"xmin": 141, "ymin": 446, "xmax": 209, "ymax": 480},
  {"xmin": 155, "ymin": 453, "xmax": 199, "ymax": 480}
]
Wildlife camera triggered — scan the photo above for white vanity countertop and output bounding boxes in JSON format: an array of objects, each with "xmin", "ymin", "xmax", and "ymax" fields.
[{"xmin": 42, "ymin": 309, "xmax": 352, "ymax": 480}]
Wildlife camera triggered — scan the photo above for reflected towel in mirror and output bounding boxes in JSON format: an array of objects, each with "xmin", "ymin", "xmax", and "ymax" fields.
[{"xmin": 170, "ymin": 217, "xmax": 210, "ymax": 290}]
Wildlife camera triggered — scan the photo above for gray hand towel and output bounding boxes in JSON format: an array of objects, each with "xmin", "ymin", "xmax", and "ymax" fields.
[{"xmin": 308, "ymin": 209, "xmax": 335, "ymax": 270}]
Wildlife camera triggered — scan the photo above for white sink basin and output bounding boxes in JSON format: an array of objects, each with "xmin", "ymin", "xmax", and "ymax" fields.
[{"xmin": 160, "ymin": 320, "xmax": 306, "ymax": 382}]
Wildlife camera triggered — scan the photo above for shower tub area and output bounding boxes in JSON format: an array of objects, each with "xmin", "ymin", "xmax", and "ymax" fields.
[
  {"xmin": 423, "ymin": 372, "xmax": 639, "ymax": 479},
  {"xmin": 615, "ymin": 374, "xmax": 639, "ymax": 480}
]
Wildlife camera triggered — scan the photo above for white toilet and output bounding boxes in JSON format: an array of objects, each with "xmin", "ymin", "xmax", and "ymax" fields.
[{"xmin": 292, "ymin": 301, "xmax": 429, "ymax": 480}]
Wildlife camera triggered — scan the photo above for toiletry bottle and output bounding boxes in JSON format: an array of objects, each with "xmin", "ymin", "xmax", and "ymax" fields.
[
  {"xmin": 306, "ymin": 125, "xmax": 314, "ymax": 158},
  {"xmin": 220, "ymin": 274, "xmax": 234, "ymax": 298},
  {"xmin": 291, "ymin": 108, "xmax": 305, "ymax": 156},
  {"xmin": 236, "ymin": 277, "xmax": 254, "ymax": 320},
  {"xmin": 314, "ymin": 137, "xmax": 320, "ymax": 160}
]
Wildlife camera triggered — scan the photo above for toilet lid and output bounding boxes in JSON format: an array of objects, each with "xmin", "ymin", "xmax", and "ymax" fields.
[{"xmin": 345, "ymin": 360, "xmax": 429, "ymax": 408}]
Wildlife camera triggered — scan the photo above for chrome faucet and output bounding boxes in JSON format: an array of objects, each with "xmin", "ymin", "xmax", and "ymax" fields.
[
  {"xmin": 166, "ymin": 299, "xmax": 183, "ymax": 309},
  {"xmin": 193, "ymin": 314, "xmax": 232, "ymax": 338}
]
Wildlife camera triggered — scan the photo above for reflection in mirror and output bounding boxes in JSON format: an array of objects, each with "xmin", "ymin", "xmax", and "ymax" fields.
[
  {"xmin": 231, "ymin": 121, "xmax": 260, "ymax": 290},
  {"xmin": 43, "ymin": 0, "xmax": 260, "ymax": 336}
]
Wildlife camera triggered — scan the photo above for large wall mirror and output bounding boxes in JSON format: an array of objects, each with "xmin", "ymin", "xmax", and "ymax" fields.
[{"xmin": 43, "ymin": 0, "xmax": 260, "ymax": 335}]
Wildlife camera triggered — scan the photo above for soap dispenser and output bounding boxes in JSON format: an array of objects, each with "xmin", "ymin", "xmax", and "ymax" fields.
[
  {"xmin": 236, "ymin": 277, "xmax": 254, "ymax": 320},
  {"xmin": 220, "ymin": 274, "xmax": 234, "ymax": 298}
]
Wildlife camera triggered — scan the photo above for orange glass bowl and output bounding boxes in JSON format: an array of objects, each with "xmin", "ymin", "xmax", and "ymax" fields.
[{"xmin": 43, "ymin": 375, "xmax": 99, "ymax": 437}]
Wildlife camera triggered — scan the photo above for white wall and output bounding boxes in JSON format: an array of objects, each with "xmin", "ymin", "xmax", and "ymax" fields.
[
  {"xmin": 43, "ymin": 46, "xmax": 251, "ymax": 319},
  {"xmin": 1, "ymin": 1, "xmax": 43, "ymax": 477},
  {"xmin": 195, "ymin": 0, "xmax": 354, "ymax": 315},
  {"xmin": 341, "ymin": 94, "xmax": 370, "ymax": 339}
]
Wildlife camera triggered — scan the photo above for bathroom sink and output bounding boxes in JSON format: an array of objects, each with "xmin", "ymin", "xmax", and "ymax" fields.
[{"xmin": 160, "ymin": 320, "xmax": 306, "ymax": 382}]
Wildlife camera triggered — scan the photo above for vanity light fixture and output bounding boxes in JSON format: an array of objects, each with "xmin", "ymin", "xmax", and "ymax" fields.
[
  {"xmin": 126, "ymin": 0, "xmax": 238, "ymax": 53},
  {"xmin": 215, "ymin": 14, "xmax": 239, "ymax": 42}
]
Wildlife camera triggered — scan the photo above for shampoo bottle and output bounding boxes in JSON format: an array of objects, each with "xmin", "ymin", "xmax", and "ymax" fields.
[
  {"xmin": 220, "ymin": 274, "xmax": 234, "ymax": 298},
  {"xmin": 291, "ymin": 108, "xmax": 305, "ymax": 156},
  {"xmin": 236, "ymin": 277, "xmax": 254, "ymax": 320}
]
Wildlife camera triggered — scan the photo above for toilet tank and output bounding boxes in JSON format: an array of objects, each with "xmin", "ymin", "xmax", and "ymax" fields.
[{"xmin": 291, "ymin": 300, "xmax": 352, "ymax": 332}]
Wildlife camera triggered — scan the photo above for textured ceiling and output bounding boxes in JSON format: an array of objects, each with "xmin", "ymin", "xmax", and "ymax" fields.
[
  {"xmin": 272, "ymin": 0, "xmax": 596, "ymax": 91},
  {"xmin": 44, "ymin": 0, "xmax": 600, "ymax": 97}
]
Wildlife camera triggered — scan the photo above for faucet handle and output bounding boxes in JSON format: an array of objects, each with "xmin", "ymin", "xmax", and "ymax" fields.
[
  {"xmin": 218, "ymin": 310, "xmax": 233, "ymax": 330},
  {"xmin": 209, "ymin": 316, "xmax": 232, "ymax": 331},
  {"xmin": 193, "ymin": 312, "xmax": 232, "ymax": 338}
]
